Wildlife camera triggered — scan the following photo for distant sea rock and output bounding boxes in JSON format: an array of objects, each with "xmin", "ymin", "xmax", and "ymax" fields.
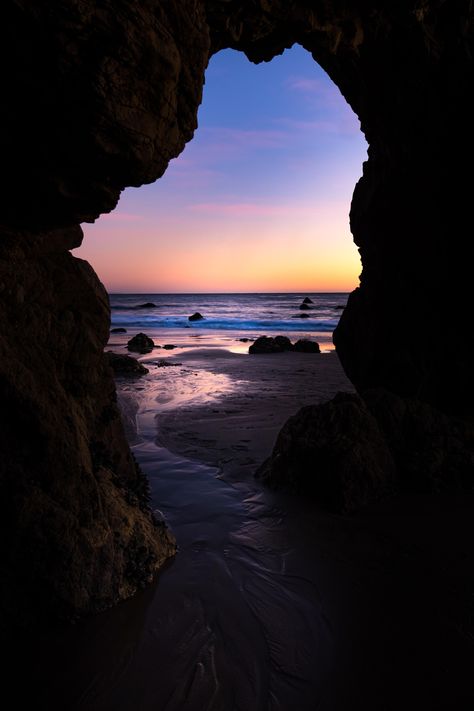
[
  {"xmin": 292, "ymin": 313, "xmax": 310, "ymax": 319},
  {"xmin": 302, "ymin": 297, "xmax": 314, "ymax": 304},
  {"xmin": 110, "ymin": 327, "xmax": 127, "ymax": 333},
  {"xmin": 135, "ymin": 302, "xmax": 156, "ymax": 309},
  {"xmin": 299, "ymin": 303, "xmax": 311, "ymax": 310},
  {"xmin": 188, "ymin": 312, "xmax": 204, "ymax": 321},
  {"xmin": 238, "ymin": 337, "xmax": 253, "ymax": 342},
  {"xmin": 106, "ymin": 351, "xmax": 149, "ymax": 376},
  {"xmin": 163, "ymin": 344, "xmax": 176, "ymax": 350},
  {"xmin": 127, "ymin": 332, "xmax": 155, "ymax": 353},
  {"xmin": 294, "ymin": 339, "xmax": 321, "ymax": 353}
]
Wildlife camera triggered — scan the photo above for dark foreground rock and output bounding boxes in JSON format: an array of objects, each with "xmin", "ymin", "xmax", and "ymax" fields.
[
  {"xmin": 189, "ymin": 312, "xmax": 204, "ymax": 321},
  {"xmin": 257, "ymin": 393, "xmax": 396, "ymax": 513},
  {"xmin": 110, "ymin": 327, "xmax": 127, "ymax": 333},
  {"xmin": 258, "ymin": 389, "xmax": 474, "ymax": 512},
  {"xmin": 127, "ymin": 333, "xmax": 155, "ymax": 353},
  {"xmin": 106, "ymin": 351, "xmax": 149, "ymax": 376},
  {"xmin": 0, "ymin": 227, "xmax": 176, "ymax": 632}
]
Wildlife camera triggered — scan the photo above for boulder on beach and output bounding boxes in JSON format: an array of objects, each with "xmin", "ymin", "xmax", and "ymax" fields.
[
  {"xmin": 302, "ymin": 297, "xmax": 314, "ymax": 304},
  {"xmin": 249, "ymin": 335, "xmax": 293, "ymax": 354},
  {"xmin": 299, "ymin": 303, "xmax": 311, "ymax": 310},
  {"xmin": 294, "ymin": 339, "xmax": 321, "ymax": 353},
  {"xmin": 106, "ymin": 351, "xmax": 149, "ymax": 376},
  {"xmin": 249, "ymin": 336, "xmax": 282, "ymax": 354},
  {"xmin": 292, "ymin": 313, "xmax": 310, "ymax": 319},
  {"xmin": 256, "ymin": 392, "xmax": 396, "ymax": 513},
  {"xmin": 274, "ymin": 335, "xmax": 293, "ymax": 351},
  {"xmin": 189, "ymin": 312, "xmax": 204, "ymax": 321},
  {"xmin": 127, "ymin": 332, "xmax": 155, "ymax": 353},
  {"xmin": 110, "ymin": 327, "xmax": 127, "ymax": 333},
  {"xmin": 136, "ymin": 302, "xmax": 156, "ymax": 309},
  {"xmin": 163, "ymin": 344, "xmax": 176, "ymax": 350}
]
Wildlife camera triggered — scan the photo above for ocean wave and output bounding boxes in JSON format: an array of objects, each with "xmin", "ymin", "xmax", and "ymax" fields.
[{"xmin": 109, "ymin": 316, "xmax": 339, "ymax": 332}]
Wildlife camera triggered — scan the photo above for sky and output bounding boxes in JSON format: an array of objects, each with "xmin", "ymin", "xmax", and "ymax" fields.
[{"xmin": 77, "ymin": 44, "xmax": 367, "ymax": 293}]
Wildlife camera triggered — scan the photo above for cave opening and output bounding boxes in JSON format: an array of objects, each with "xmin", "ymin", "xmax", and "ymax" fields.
[{"xmin": 78, "ymin": 43, "xmax": 366, "ymax": 355}]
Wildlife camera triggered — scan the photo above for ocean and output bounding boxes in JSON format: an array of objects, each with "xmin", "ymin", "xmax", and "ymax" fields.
[{"xmin": 108, "ymin": 292, "xmax": 348, "ymax": 352}]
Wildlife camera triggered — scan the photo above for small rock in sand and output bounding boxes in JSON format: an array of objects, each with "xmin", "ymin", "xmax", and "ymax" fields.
[
  {"xmin": 293, "ymin": 339, "xmax": 321, "ymax": 353},
  {"xmin": 106, "ymin": 351, "xmax": 149, "ymax": 376},
  {"xmin": 189, "ymin": 312, "xmax": 204, "ymax": 321},
  {"xmin": 127, "ymin": 332, "xmax": 155, "ymax": 353}
]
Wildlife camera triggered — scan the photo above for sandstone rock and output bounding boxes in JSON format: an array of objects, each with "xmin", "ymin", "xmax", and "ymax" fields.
[
  {"xmin": 257, "ymin": 393, "xmax": 396, "ymax": 513},
  {"xmin": 127, "ymin": 333, "xmax": 155, "ymax": 354},
  {"xmin": 189, "ymin": 312, "xmax": 204, "ymax": 321},
  {"xmin": 294, "ymin": 339, "xmax": 321, "ymax": 353},
  {"xmin": 0, "ymin": 227, "xmax": 175, "ymax": 631},
  {"xmin": 106, "ymin": 351, "xmax": 149, "ymax": 376},
  {"xmin": 302, "ymin": 297, "xmax": 313, "ymax": 304},
  {"xmin": 110, "ymin": 327, "xmax": 127, "ymax": 333}
]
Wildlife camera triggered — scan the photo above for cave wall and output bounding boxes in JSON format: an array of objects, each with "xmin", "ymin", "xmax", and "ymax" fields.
[{"xmin": 0, "ymin": 0, "xmax": 473, "ymax": 625}]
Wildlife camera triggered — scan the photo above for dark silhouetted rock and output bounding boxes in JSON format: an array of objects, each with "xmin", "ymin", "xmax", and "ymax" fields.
[
  {"xmin": 106, "ymin": 351, "xmax": 149, "ymax": 376},
  {"xmin": 163, "ymin": 344, "xmax": 176, "ymax": 350},
  {"xmin": 110, "ymin": 327, "xmax": 127, "ymax": 333},
  {"xmin": 238, "ymin": 337, "xmax": 253, "ymax": 342},
  {"xmin": 335, "ymin": 305, "xmax": 346, "ymax": 310},
  {"xmin": 257, "ymin": 393, "xmax": 396, "ymax": 513},
  {"xmin": 363, "ymin": 389, "xmax": 474, "ymax": 493},
  {"xmin": 136, "ymin": 302, "xmax": 156, "ymax": 309},
  {"xmin": 189, "ymin": 312, "xmax": 204, "ymax": 321},
  {"xmin": 302, "ymin": 297, "xmax": 314, "ymax": 304},
  {"xmin": 294, "ymin": 339, "xmax": 321, "ymax": 353},
  {"xmin": 293, "ymin": 313, "xmax": 310, "ymax": 319},
  {"xmin": 127, "ymin": 333, "xmax": 155, "ymax": 354},
  {"xmin": 299, "ymin": 303, "xmax": 311, "ymax": 310},
  {"xmin": 249, "ymin": 336, "xmax": 283, "ymax": 354},
  {"xmin": 274, "ymin": 336, "xmax": 293, "ymax": 351}
]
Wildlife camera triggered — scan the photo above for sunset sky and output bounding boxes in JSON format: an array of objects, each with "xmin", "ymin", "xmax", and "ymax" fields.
[{"xmin": 77, "ymin": 45, "xmax": 367, "ymax": 293}]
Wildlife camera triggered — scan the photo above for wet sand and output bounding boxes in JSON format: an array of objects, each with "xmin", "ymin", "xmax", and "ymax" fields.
[{"xmin": 18, "ymin": 347, "xmax": 474, "ymax": 709}]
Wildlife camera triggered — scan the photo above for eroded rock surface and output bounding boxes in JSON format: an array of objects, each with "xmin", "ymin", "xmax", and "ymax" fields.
[{"xmin": 0, "ymin": 227, "xmax": 175, "ymax": 630}]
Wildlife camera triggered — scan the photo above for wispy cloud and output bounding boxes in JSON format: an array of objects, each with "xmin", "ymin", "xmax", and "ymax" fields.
[{"xmin": 274, "ymin": 116, "xmax": 361, "ymax": 137}]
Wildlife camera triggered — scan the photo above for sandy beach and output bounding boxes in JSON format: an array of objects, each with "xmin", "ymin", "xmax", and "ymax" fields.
[{"xmin": 16, "ymin": 340, "xmax": 474, "ymax": 710}]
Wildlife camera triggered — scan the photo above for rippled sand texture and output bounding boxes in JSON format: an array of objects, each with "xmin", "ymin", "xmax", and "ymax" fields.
[{"xmin": 24, "ymin": 349, "xmax": 474, "ymax": 710}]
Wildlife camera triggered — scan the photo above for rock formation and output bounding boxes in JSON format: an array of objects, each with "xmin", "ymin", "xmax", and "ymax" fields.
[
  {"xmin": 106, "ymin": 351, "xmax": 149, "ymax": 376},
  {"xmin": 1, "ymin": 1, "xmax": 473, "ymax": 627},
  {"xmin": 127, "ymin": 332, "xmax": 155, "ymax": 353}
]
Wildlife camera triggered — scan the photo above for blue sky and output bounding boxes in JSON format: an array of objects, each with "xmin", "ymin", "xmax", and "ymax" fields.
[{"xmin": 78, "ymin": 44, "xmax": 367, "ymax": 292}]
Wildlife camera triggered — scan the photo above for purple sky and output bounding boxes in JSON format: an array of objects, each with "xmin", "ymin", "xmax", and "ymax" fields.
[{"xmin": 77, "ymin": 45, "xmax": 367, "ymax": 292}]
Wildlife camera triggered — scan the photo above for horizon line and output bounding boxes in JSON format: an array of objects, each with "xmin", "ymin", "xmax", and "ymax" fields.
[{"xmin": 107, "ymin": 290, "xmax": 352, "ymax": 295}]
